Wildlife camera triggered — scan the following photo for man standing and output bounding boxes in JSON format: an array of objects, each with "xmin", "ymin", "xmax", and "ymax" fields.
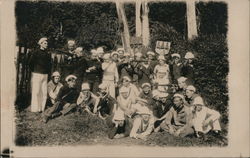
[
  {"xmin": 28, "ymin": 37, "xmax": 52, "ymax": 112},
  {"xmin": 61, "ymin": 40, "xmax": 77, "ymax": 80},
  {"xmin": 102, "ymin": 53, "xmax": 119, "ymax": 98},
  {"xmin": 85, "ymin": 49, "xmax": 103, "ymax": 94},
  {"xmin": 42, "ymin": 75, "xmax": 79, "ymax": 123}
]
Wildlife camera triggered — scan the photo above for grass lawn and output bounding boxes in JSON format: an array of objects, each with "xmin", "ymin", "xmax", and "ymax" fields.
[{"xmin": 15, "ymin": 108, "xmax": 228, "ymax": 147}]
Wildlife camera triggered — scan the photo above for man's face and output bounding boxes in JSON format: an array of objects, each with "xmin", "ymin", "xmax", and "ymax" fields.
[
  {"xmin": 178, "ymin": 81, "xmax": 186, "ymax": 89},
  {"xmin": 174, "ymin": 57, "xmax": 180, "ymax": 64},
  {"xmin": 68, "ymin": 44, "xmax": 75, "ymax": 51},
  {"xmin": 118, "ymin": 51, "xmax": 124, "ymax": 58},
  {"xmin": 67, "ymin": 79, "xmax": 76, "ymax": 88},
  {"xmin": 40, "ymin": 41, "xmax": 48, "ymax": 50},
  {"xmin": 121, "ymin": 92, "xmax": 129, "ymax": 99},
  {"xmin": 159, "ymin": 59, "xmax": 165, "ymax": 65},
  {"xmin": 135, "ymin": 56, "xmax": 141, "ymax": 61},
  {"xmin": 99, "ymin": 88, "xmax": 107, "ymax": 95},
  {"xmin": 98, "ymin": 52, "xmax": 104, "ymax": 58},
  {"xmin": 91, "ymin": 54, "xmax": 97, "ymax": 59},
  {"xmin": 141, "ymin": 114, "xmax": 150, "ymax": 123},
  {"xmin": 112, "ymin": 55, "xmax": 118, "ymax": 61},
  {"xmin": 173, "ymin": 97, "xmax": 183, "ymax": 108},
  {"xmin": 142, "ymin": 86, "xmax": 151, "ymax": 94},
  {"xmin": 53, "ymin": 76, "xmax": 60, "ymax": 84},
  {"xmin": 148, "ymin": 55, "xmax": 153, "ymax": 60},
  {"xmin": 188, "ymin": 59, "xmax": 193, "ymax": 64},
  {"xmin": 194, "ymin": 104, "xmax": 203, "ymax": 112},
  {"xmin": 82, "ymin": 90, "xmax": 90, "ymax": 97},
  {"xmin": 159, "ymin": 97, "xmax": 167, "ymax": 103},
  {"xmin": 104, "ymin": 58, "xmax": 110, "ymax": 63},
  {"xmin": 185, "ymin": 89, "xmax": 194, "ymax": 98},
  {"xmin": 116, "ymin": 120, "xmax": 124, "ymax": 126},
  {"xmin": 122, "ymin": 79, "xmax": 130, "ymax": 87}
]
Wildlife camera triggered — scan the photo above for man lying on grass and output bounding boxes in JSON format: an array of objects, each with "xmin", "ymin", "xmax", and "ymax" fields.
[{"xmin": 42, "ymin": 75, "xmax": 79, "ymax": 123}]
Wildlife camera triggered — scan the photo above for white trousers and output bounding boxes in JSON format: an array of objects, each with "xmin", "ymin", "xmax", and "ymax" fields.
[
  {"xmin": 102, "ymin": 80, "xmax": 115, "ymax": 98},
  {"xmin": 30, "ymin": 72, "xmax": 48, "ymax": 112},
  {"xmin": 193, "ymin": 118, "xmax": 221, "ymax": 133}
]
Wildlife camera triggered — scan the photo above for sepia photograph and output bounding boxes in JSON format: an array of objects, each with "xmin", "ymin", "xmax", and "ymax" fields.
[{"xmin": 0, "ymin": 0, "xmax": 249, "ymax": 157}]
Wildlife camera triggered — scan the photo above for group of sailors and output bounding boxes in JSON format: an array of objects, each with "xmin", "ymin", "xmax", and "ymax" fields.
[{"xmin": 27, "ymin": 37, "xmax": 224, "ymax": 141}]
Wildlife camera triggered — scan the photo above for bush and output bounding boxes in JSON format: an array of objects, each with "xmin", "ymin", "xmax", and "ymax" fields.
[{"xmin": 191, "ymin": 34, "xmax": 229, "ymax": 125}]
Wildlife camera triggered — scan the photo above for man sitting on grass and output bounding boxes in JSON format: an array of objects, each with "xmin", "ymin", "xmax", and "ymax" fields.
[
  {"xmin": 191, "ymin": 96, "xmax": 223, "ymax": 139},
  {"xmin": 158, "ymin": 94, "xmax": 194, "ymax": 137},
  {"xmin": 76, "ymin": 83, "xmax": 100, "ymax": 115},
  {"xmin": 138, "ymin": 83, "xmax": 154, "ymax": 110},
  {"xmin": 107, "ymin": 107, "xmax": 130, "ymax": 139},
  {"xmin": 47, "ymin": 71, "xmax": 63, "ymax": 106},
  {"xmin": 42, "ymin": 75, "xmax": 79, "ymax": 123},
  {"xmin": 129, "ymin": 107, "xmax": 155, "ymax": 140},
  {"xmin": 97, "ymin": 83, "xmax": 117, "ymax": 119}
]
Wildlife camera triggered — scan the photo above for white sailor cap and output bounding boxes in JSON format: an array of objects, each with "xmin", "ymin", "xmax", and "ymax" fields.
[
  {"xmin": 171, "ymin": 53, "xmax": 181, "ymax": 58},
  {"xmin": 193, "ymin": 96, "xmax": 204, "ymax": 106},
  {"xmin": 81, "ymin": 83, "xmax": 90, "ymax": 90},
  {"xmin": 111, "ymin": 51, "xmax": 119, "ymax": 57},
  {"xmin": 177, "ymin": 77, "xmax": 188, "ymax": 83},
  {"xmin": 158, "ymin": 55, "xmax": 166, "ymax": 61},
  {"xmin": 173, "ymin": 93, "xmax": 185, "ymax": 101},
  {"xmin": 103, "ymin": 53, "xmax": 111, "ymax": 60},
  {"xmin": 184, "ymin": 52, "xmax": 195, "ymax": 59},
  {"xmin": 142, "ymin": 83, "xmax": 151, "ymax": 88},
  {"xmin": 52, "ymin": 71, "xmax": 60, "ymax": 77},
  {"xmin": 38, "ymin": 37, "xmax": 47, "ymax": 45},
  {"xmin": 186, "ymin": 85, "xmax": 196, "ymax": 92},
  {"xmin": 65, "ymin": 75, "xmax": 77, "ymax": 82}
]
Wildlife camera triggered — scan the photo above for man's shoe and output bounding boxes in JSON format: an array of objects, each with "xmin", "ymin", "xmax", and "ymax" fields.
[
  {"xmin": 42, "ymin": 116, "xmax": 49, "ymax": 123},
  {"xmin": 51, "ymin": 112, "xmax": 62, "ymax": 119}
]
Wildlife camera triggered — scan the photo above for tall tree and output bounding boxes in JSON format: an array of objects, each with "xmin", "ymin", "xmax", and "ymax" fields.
[
  {"xmin": 135, "ymin": 0, "xmax": 142, "ymax": 37},
  {"xmin": 141, "ymin": 1, "xmax": 150, "ymax": 47},
  {"xmin": 186, "ymin": 0, "xmax": 198, "ymax": 40},
  {"xmin": 116, "ymin": 2, "xmax": 132, "ymax": 54}
]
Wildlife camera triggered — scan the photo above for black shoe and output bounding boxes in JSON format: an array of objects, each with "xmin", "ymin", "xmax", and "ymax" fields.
[{"xmin": 51, "ymin": 112, "xmax": 62, "ymax": 119}]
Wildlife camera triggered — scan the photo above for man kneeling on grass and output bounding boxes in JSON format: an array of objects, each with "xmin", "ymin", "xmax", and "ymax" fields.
[
  {"xmin": 158, "ymin": 94, "xmax": 194, "ymax": 137},
  {"xmin": 77, "ymin": 83, "xmax": 100, "ymax": 115},
  {"xmin": 42, "ymin": 75, "xmax": 79, "ymax": 123}
]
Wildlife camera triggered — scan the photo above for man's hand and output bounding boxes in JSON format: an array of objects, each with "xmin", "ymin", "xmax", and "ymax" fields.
[{"xmin": 202, "ymin": 119, "xmax": 211, "ymax": 128}]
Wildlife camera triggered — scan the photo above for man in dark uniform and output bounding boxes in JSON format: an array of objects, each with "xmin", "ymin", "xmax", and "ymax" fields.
[
  {"xmin": 28, "ymin": 37, "xmax": 52, "ymax": 113},
  {"xmin": 42, "ymin": 75, "xmax": 79, "ymax": 123},
  {"xmin": 97, "ymin": 83, "xmax": 117, "ymax": 119},
  {"xmin": 61, "ymin": 40, "xmax": 78, "ymax": 81},
  {"xmin": 84, "ymin": 49, "xmax": 103, "ymax": 94}
]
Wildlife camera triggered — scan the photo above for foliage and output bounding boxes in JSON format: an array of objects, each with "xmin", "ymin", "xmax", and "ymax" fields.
[{"xmin": 191, "ymin": 34, "xmax": 229, "ymax": 124}]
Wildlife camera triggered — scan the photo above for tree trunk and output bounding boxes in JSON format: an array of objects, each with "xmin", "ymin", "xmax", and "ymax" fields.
[
  {"xmin": 136, "ymin": 0, "xmax": 142, "ymax": 37},
  {"xmin": 186, "ymin": 0, "xmax": 198, "ymax": 40},
  {"xmin": 116, "ymin": 2, "xmax": 132, "ymax": 55},
  {"xmin": 141, "ymin": 1, "xmax": 150, "ymax": 47}
]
